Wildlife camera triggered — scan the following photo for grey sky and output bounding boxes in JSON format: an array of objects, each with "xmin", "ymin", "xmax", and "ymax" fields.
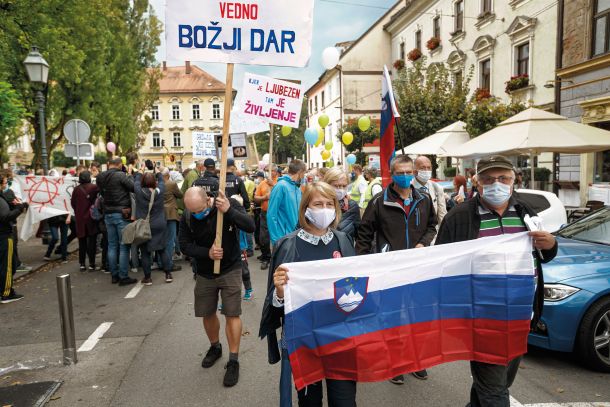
[{"xmin": 149, "ymin": 0, "xmax": 397, "ymax": 93}]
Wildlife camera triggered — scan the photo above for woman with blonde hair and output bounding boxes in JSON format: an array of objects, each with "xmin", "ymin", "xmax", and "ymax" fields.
[
  {"xmin": 259, "ymin": 182, "xmax": 357, "ymax": 407},
  {"xmin": 323, "ymin": 167, "xmax": 360, "ymax": 240}
]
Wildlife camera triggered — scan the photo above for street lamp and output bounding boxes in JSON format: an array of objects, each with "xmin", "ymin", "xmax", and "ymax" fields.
[{"xmin": 23, "ymin": 46, "xmax": 50, "ymax": 174}]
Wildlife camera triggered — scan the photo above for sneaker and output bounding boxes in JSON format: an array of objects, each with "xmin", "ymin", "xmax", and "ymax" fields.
[
  {"xmin": 79, "ymin": 265, "xmax": 86, "ymax": 272},
  {"xmin": 111, "ymin": 276, "xmax": 120, "ymax": 284},
  {"xmin": 1, "ymin": 292, "xmax": 24, "ymax": 304},
  {"xmin": 223, "ymin": 360, "xmax": 240, "ymax": 387},
  {"xmin": 243, "ymin": 289, "xmax": 253, "ymax": 300},
  {"xmin": 141, "ymin": 277, "xmax": 153, "ymax": 286},
  {"xmin": 165, "ymin": 272, "xmax": 173, "ymax": 283},
  {"xmin": 201, "ymin": 344, "xmax": 222, "ymax": 368},
  {"xmin": 88, "ymin": 266, "xmax": 97, "ymax": 272},
  {"xmin": 103, "ymin": 268, "xmax": 111, "ymax": 274},
  {"xmin": 131, "ymin": 268, "xmax": 139, "ymax": 273},
  {"xmin": 16, "ymin": 265, "xmax": 32, "ymax": 273},
  {"xmin": 389, "ymin": 375, "xmax": 405, "ymax": 385},
  {"xmin": 171, "ymin": 264, "xmax": 182, "ymax": 272},
  {"xmin": 411, "ymin": 370, "xmax": 428, "ymax": 380},
  {"xmin": 43, "ymin": 256, "xmax": 52, "ymax": 261},
  {"xmin": 260, "ymin": 261, "xmax": 269, "ymax": 270},
  {"xmin": 118, "ymin": 277, "xmax": 137, "ymax": 286}
]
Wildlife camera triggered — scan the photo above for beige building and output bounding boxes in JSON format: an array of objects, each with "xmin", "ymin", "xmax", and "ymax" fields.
[{"xmin": 140, "ymin": 62, "xmax": 232, "ymax": 170}]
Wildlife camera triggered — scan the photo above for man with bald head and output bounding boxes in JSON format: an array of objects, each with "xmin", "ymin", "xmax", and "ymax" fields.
[
  {"xmin": 413, "ymin": 155, "xmax": 446, "ymax": 227},
  {"xmin": 179, "ymin": 186, "xmax": 255, "ymax": 387}
]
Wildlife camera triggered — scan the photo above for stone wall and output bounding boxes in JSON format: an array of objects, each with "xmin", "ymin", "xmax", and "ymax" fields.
[{"xmin": 562, "ymin": 0, "xmax": 592, "ymax": 68}]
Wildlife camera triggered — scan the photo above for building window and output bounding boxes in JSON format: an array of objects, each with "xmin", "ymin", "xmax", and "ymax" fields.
[
  {"xmin": 309, "ymin": 99, "xmax": 313, "ymax": 114},
  {"xmin": 321, "ymin": 91, "xmax": 325, "ymax": 108},
  {"xmin": 593, "ymin": 0, "xmax": 610, "ymax": 56},
  {"xmin": 212, "ymin": 103, "xmax": 221, "ymax": 119},
  {"xmin": 516, "ymin": 42, "xmax": 529, "ymax": 76},
  {"xmin": 152, "ymin": 132, "xmax": 161, "ymax": 147},
  {"xmin": 173, "ymin": 132, "xmax": 181, "ymax": 147},
  {"xmin": 454, "ymin": 70, "xmax": 463, "ymax": 86},
  {"xmin": 480, "ymin": 58, "xmax": 491, "ymax": 90},
  {"xmin": 400, "ymin": 42, "xmax": 405, "ymax": 60},
  {"xmin": 482, "ymin": 0, "xmax": 492, "ymax": 13},
  {"xmin": 172, "ymin": 105, "xmax": 180, "ymax": 120},
  {"xmin": 192, "ymin": 104, "xmax": 200, "ymax": 120},
  {"xmin": 455, "ymin": 1, "xmax": 464, "ymax": 32},
  {"xmin": 151, "ymin": 105, "xmax": 159, "ymax": 120},
  {"xmin": 433, "ymin": 17, "xmax": 441, "ymax": 39},
  {"xmin": 315, "ymin": 96, "xmax": 318, "ymax": 112},
  {"xmin": 415, "ymin": 30, "xmax": 422, "ymax": 51}
]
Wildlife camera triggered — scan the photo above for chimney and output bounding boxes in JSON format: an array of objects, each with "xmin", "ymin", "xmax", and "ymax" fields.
[
  {"xmin": 162, "ymin": 61, "xmax": 167, "ymax": 71},
  {"xmin": 185, "ymin": 61, "xmax": 191, "ymax": 74}
]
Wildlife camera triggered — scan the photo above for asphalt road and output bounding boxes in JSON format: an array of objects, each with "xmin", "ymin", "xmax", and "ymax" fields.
[{"xmin": 1, "ymin": 250, "xmax": 609, "ymax": 407}]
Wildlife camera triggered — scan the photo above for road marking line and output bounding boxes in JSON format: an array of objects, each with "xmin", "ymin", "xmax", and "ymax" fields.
[
  {"xmin": 124, "ymin": 283, "xmax": 143, "ymax": 299},
  {"xmin": 78, "ymin": 322, "xmax": 113, "ymax": 352},
  {"xmin": 512, "ymin": 397, "xmax": 610, "ymax": 407},
  {"xmin": 511, "ymin": 396, "xmax": 526, "ymax": 407}
]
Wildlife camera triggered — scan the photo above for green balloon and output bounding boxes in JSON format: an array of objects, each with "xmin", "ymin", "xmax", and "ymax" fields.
[
  {"xmin": 318, "ymin": 114, "xmax": 330, "ymax": 128},
  {"xmin": 281, "ymin": 126, "xmax": 292, "ymax": 136},
  {"xmin": 358, "ymin": 116, "xmax": 371, "ymax": 132},
  {"xmin": 324, "ymin": 140, "xmax": 333, "ymax": 151}
]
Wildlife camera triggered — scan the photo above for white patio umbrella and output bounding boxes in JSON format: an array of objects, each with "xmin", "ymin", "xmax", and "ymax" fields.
[
  {"xmin": 449, "ymin": 108, "xmax": 610, "ymax": 183},
  {"xmin": 399, "ymin": 121, "xmax": 470, "ymax": 155}
]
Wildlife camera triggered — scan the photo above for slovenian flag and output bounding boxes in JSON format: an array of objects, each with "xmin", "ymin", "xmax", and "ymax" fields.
[
  {"xmin": 283, "ymin": 233, "xmax": 535, "ymax": 390},
  {"xmin": 380, "ymin": 65, "xmax": 399, "ymax": 188}
]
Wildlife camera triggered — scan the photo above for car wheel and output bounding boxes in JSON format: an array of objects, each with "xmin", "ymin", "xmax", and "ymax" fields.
[{"xmin": 576, "ymin": 297, "xmax": 610, "ymax": 372}]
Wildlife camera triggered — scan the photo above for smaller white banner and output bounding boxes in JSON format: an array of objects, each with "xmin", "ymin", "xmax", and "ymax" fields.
[{"xmin": 192, "ymin": 132, "xmax": 218, "ymax": 159}]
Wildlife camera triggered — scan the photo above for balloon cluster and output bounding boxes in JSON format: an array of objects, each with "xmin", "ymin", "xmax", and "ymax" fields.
[{"xmin": 303, "ymin": 114, "xmax": 372, "ymax": 163}]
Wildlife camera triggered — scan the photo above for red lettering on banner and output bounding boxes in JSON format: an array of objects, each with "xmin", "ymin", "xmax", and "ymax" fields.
[{"xmin": 219, "ymin": 2, "xmax": 259, "ymax": 20}]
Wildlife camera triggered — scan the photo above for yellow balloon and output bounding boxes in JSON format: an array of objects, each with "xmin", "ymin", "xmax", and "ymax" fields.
[
  {"xmin": 318, "ymin": 114, "xmax": 330, "ymax": 128},
  {"xmin": 358, "ymin": 116, "xmax": 371, "ymax": 132},
  {"xmin": 281, "ymin": 126, "xmax": 292, "ymax": 136},
  {"xmin": 315, "ymin": 129, "xmax": 324, "ymax": 147},
  {"xmin": 342, "ymin": 132, "xmax": 354, "ymax": 146},
  {"xmin": 321, "ymin": 150, "xmax": 331, "ymax": 161},
  {"xmin": 121, "ymin": 156, "xmax": 127, "ymax": 165}
]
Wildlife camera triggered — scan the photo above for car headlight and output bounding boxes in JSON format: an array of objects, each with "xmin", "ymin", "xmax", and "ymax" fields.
[{"xmin": 543, "ymin": 284, "xmax": 580, "ymax": 302}]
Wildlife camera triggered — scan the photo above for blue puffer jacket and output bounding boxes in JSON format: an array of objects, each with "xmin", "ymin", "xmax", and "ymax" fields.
[{"xmin": 267, "ymin": 175, "xmax": 302, "ymax": 244}]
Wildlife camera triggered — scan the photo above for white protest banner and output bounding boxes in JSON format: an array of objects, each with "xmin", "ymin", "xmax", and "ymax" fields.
[
  {"xmin": 230, "ymin": 107, "xmax": 269, "ymax": 135},
  {"xmin": 239, "ymin": 73, "xmax": 303, "ymax": 127},
  {"xmin": 165, "ymin": 0, "xmax": 314, "ymax": 67},
  {"xmin": 192, "ymin": 132, "xmax": 218, "ymax": 158},
  {"xmin": 15, "ymin": 176, "xmax": 79, "ymax": 241}
]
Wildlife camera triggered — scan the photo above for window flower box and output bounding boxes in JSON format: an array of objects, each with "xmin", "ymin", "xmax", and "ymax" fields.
[
  {"xmin": 426, "ymin": 37, "xmax": 441, "ymax": 51},
  {"xmin": 505, "ymin": 74, "xmax": 529, "ymax": 94},
  {"xmin": 393, "ymin": 59, "xmax": 405, "ymax": 71},
  {"xmin": 407, "ymin": 48, "xmax": 422, "ymax": 62}
]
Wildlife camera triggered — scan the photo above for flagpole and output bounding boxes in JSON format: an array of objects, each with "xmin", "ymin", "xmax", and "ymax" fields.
[{"xmin": 394, "ymin": 118, "xmax": 406, "ymax": 153}]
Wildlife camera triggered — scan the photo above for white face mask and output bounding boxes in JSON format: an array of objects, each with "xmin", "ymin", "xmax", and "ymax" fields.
[
  {"xmin": 335, "ymin": 188, "xmax": 347, "ymax": 201},
  {"xmin": 417, "ymin": 170, "xmax": 432, "ymax": 183},
  {"xmin": 305, "ymin": 207, "xmax": 336, "ymax": 230}
]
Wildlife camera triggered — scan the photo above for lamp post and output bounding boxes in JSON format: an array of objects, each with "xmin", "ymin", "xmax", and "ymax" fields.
[{"xmin": 23, "ymin": 46, "xmax": 50, "ymax": 175}]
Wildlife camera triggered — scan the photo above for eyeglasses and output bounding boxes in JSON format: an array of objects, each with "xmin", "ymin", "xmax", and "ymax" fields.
[{"xmin": 479, "ymin": 175, "xmax": 514, "ymax": 185}]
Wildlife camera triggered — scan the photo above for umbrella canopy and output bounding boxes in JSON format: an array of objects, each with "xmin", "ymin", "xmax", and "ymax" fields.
[
  {"xmin": 400, "ymin": 121, "xmax": 470, "ymax": 156},
  {"xmin": 450, "ymin": 108, "xmax": 610, "ymax": 158}
]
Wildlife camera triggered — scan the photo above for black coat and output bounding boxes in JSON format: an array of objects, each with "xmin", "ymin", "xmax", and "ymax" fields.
[
  {"xmin": 338, "ymin": 199, "xmax": 361, "ymax": 241},
  {"xmin": 134, "ymin": 173, "xmax": 167, "ymax": 251},
  {"xmin": 258, "ymin": 229, "xmax": 356, "ymax": 364},
  {"xmin": 436, "ymin": 193, "xmax": 558, "ymax": 328},
  {"xmin": 97, "ymin": 168, "xmax": 134, "ymax": 213},
  {"xmin": 0, "ymin": 195, "xmax": 25, "ymax": 238}
]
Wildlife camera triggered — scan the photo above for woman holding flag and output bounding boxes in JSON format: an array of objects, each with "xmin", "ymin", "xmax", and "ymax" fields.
[{"xmin": 259, "ymin": 182, "xmax": 357, "ymax": 407}]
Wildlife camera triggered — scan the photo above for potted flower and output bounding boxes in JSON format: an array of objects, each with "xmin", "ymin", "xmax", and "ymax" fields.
[
  {"xmin": 474, "ymin": 87, "xmax": 492, "ymax": 101},
  {"xmin": 393, "ymin": 59, "xmax": 405, "ymax": 71},
  {"xmin": 426, "ymin": 37, "xmax": 440, "ymax": 51},
  {"xmin": 505, "ymin": 74, "xmax": 529, "ymax": 94},
  {"xmin": 407, "ymin": 48, "xmax": 422, "ymax": 62}
]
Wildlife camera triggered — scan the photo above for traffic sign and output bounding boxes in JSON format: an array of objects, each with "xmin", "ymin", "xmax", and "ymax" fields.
[
  {"xmin": 63, "ymin": 119, "xmax": 91, "ymax": 143},
  {"xmin": 65, "ymin": 143, "xmax": 95, "ymax": 160}
]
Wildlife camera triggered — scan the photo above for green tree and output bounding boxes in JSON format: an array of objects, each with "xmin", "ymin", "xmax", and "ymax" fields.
[
  {"xmin": 339, "ymin": 119, "xmax": 380, "ymax": 166},
  {"xmin": 464, "ymin": 96, "xmax": 527, "ymax": 138},
  {"xmin": 51, "ymin": 150, "xmax": 76, "ymax": 168},
  {"xmin": 0, "ymin": 81, "xmax": 27, "ymax": 165}
]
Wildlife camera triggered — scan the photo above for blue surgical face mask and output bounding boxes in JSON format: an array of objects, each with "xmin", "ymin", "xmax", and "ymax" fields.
[
  {"xmin": 482, "ymin": 182, "xmax": 512, "ymax": 206},
  {"xmin": 392, "ymin": 174, "xmax": 414, "ymax": 189},
  {"xmin": 192, "ymin": 207, "xmax": 211, "ymax": 220}
]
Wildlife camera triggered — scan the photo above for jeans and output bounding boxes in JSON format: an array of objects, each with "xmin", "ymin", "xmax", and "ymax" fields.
[
  {"xmin": 46, "ymin": 223, "xmax": 68, "ymax": 260},
  {"xmin": 165, "ymin": 220, "xmax": 178, "ymax": 269},
  {"xmin": 259, "ymin": 212, "xmax": 271, "ymax": 261},
  {"xmin": 104, "ymin": 213, "xmax": 130, "ymax": 279},
  {"xmin": 139, "ymin": 244, "xmax": 171, "ymax": 278},
  {"xmin": 469, "ymin": 357, "xmax": 522, "ymax": 407},
  {"xmin": 246, "ymin": 232, "xmax": 253, "ymax": 252},
  {"xmin": 174, "ymin": 220, "xmax": 181, "ymax": 254}
]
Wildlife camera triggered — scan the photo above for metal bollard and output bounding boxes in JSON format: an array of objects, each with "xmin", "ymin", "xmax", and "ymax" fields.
[{"xmin": 56, "ymin": 274, "xmax": 77, "ymax": 365}]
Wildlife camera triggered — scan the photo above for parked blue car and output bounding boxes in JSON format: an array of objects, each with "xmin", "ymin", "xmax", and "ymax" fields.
[{"xmin": 528, "ymin": 206, "xmax": 610, "ymax": 372}]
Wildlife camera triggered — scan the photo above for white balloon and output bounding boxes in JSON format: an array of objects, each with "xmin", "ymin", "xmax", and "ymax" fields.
[
  {"xmin": 322, "ymin": 47, "xmax": 340, "ymax": 70},
  {"xmin": 262, "ymin": 153, "xmax": 270, "ymax": 164}
]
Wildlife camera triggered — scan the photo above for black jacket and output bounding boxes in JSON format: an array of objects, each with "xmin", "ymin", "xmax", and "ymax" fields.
[
  {"xmin": 0, "ymin": 195, "xmax": 25, "ymax": 238},
  {"xmin": 356, "ymin": 184, "xmax": 437, "ymax": 254},
  {"xmin": 436, "ymin": 193, "xmax": 558, "ymax": 328},
  {"xmin": 338, "ymin": 199, "xmax": 361, "ymax": 241},
  {"xmin": 259, "ymin": 229, "xmax": 356, "ymax": 364},
  {"xmin": 226, "ymin": 172, "xmax": 250, "ymax": 209},
  {"xmin": 179, "ymin": 198, "xmax": 255, "ymax": 277},
  {"xmin": 96, "ymin": 168, "xmax": 134, "ymax": 213}
]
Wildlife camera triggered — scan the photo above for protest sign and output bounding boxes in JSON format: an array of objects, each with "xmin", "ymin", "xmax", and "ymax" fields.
[
  {"xmin": 215, "ymin": 132, "xmax": 248, "ymax": 160},
  {"xmin": 192, "ymin": 132, "xmax": 218, "ymax": 159},
  {"xmin": 230, "ymin": 107, "xmax": 269, "ymax": 135},
  {"xmin": 165, "ymin": 0, "xmax": 314, "ymax": 67},
  {"xmin": 238, "ymin": 73, "xmax": 303, "ymax": 128}
]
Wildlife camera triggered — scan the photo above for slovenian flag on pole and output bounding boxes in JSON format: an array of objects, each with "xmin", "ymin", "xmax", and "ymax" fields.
[
  {"xmin": 283, "ymin": 233, "xmax": 535, "ymax": 390},
  {"xmin": 380, "ymin": 65, "xmax": 399, "ymax": 187}
]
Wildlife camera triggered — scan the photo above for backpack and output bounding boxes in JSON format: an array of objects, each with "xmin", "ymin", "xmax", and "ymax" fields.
[{"xmin": 90, "ymin": 195, "xmax": 104, "ymax": 221}]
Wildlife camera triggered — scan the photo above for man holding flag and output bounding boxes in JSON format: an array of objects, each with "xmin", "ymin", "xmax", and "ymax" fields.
[{"xmin": 380, "ymin": 65, "xmax": 400, "ymax": 188}]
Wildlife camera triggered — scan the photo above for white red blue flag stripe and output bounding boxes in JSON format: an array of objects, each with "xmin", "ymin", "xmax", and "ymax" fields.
[
  {"xmin": 380, "ymin": 65, "xmax": 399, "ymax": 187},
  {"xmin": 283, "ymin": 233, "xmax": 535, "ymax": 390}
]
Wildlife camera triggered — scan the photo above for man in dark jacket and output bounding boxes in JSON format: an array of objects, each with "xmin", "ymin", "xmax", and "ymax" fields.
[
  {"xmin": 356, "ymin": 154, "xmax": 437, "ymax": 383},
  {"xmin": 96, "ymin": 157, "xmax": 137, "ymax": 286},
  {"xmin": 0, "ymin": 174, "xmax": 28, "ymax": 303},
  {"xmin": 436, "ymin": 155, "xmax": 557, "ymax": 407},
  {"xmin": 179, "ymin": 186, "xmax": 255, "ymax": 388},
  {"xmin": 192, "ymin": 158, "xmax": 220, "ymax": 195},
  {"xmin": 225, "ymin": 158, "xmax": 250, "ymax": 209}
]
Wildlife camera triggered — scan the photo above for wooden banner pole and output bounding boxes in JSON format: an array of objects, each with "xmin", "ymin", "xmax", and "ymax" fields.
[
  {"xmin": 268, "ymin": 124, "xmax": 274, "ymax": 180},
  {"xmin": 214, "ymin": 63, "xmax": 235, "ymax": 274}
]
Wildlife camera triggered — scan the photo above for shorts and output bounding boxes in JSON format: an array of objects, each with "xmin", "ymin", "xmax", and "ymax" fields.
[{"xmin": 194, "ymin": 268, "xmax": 242, "ymax": 317}]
